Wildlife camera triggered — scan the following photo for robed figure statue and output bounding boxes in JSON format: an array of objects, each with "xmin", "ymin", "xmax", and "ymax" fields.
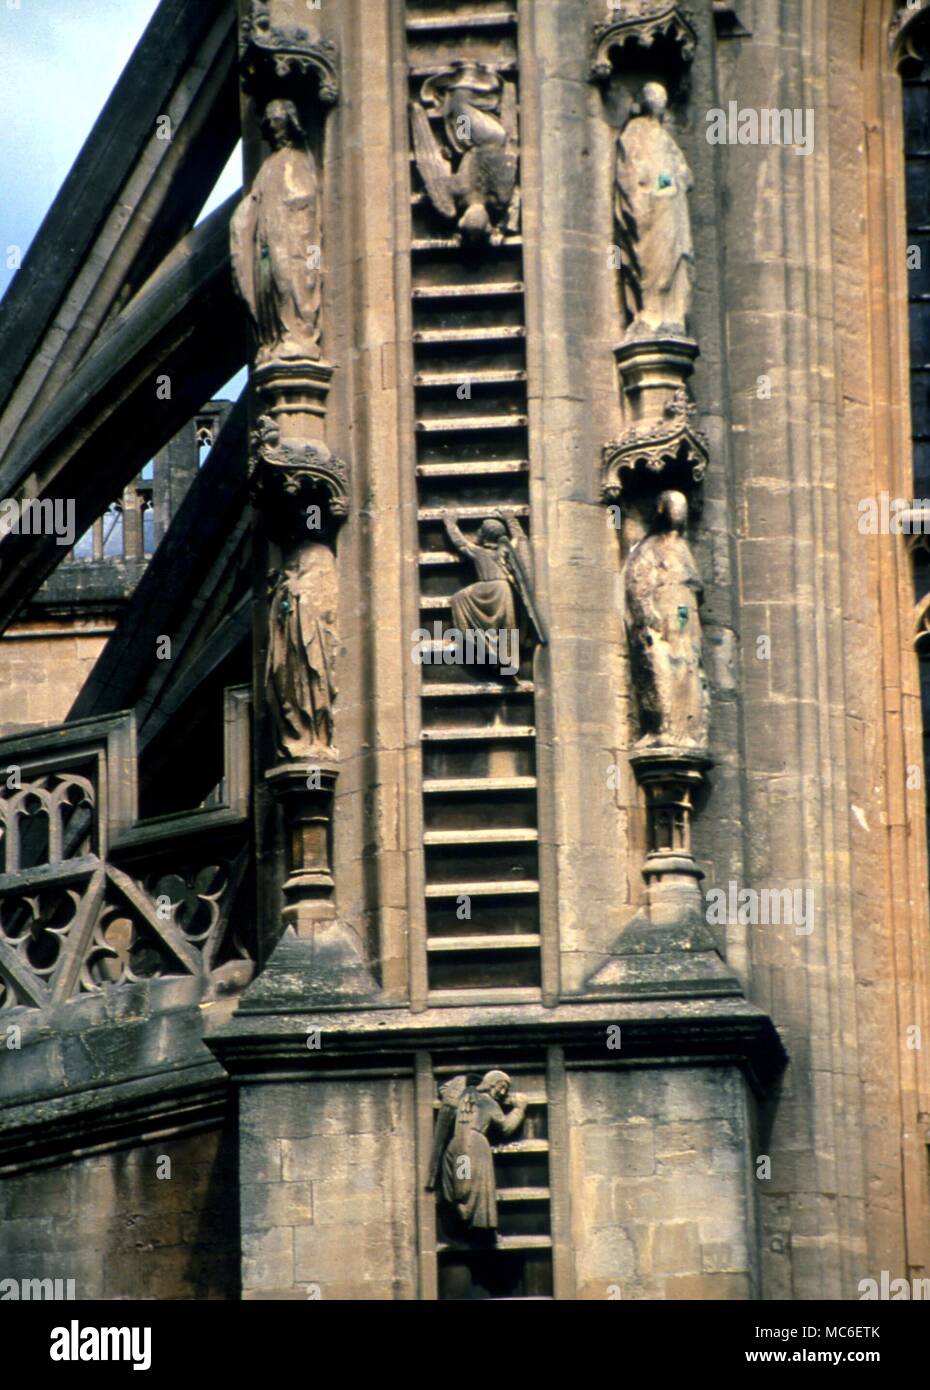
[
  {"xmin": 443, "ymin": 511, "xmax": 546, "ymax": 666},
  {"xmin": 624, "ymin": 490, "xmax": 710, "ymax": 750},
  {"xmin": 266, "ymin": 541, "xmax": 338, "ymax": 762},
  {"xmin": 614, "ymin": 81, "xmax": 694, "ymax": 338},
  {"xmin": 230, "ymin": 97, "xmax": 322, "ymax": 365},
  {"xmin": 426, "ymin": 1071, "xmax": 528, "ymax": 1234}
]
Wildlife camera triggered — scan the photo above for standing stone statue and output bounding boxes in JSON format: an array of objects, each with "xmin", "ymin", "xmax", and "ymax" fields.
[
  {"xmin": 230, "ymin": 97, "xmax": 322, "ymax": 365},
  {"xmin": 426, "ymin": 1071, "xmax": 528, "ymax": 1233},
  {"xmin": 266, "ymin": 541, "xmax": 338, "ymax": 761},
  {"xmin": 614, "ymin": 81, "xmax": 694, "ymax": 338},
  {"xmin": 624, "ymin": 490, "xmax": 709, "ymax": 749},
  {"xmin": 443, "ymin": 511, "xmax": 546, "ymax": 662}
]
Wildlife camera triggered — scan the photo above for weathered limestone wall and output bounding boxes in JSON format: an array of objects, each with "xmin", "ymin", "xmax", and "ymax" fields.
[
  {"xmin": 0, "ymin": 1128, "xmax": 238, "ymax": 1300},
  {"xmin": 567, "ymin": 1066, "xmax": 755, "ymax": 1299},
  {"xmin": 0, "ymin": 626, "xmax": 110, "ymax": 734},
  {"xmin": 239, "ymin": 1079, "xmax": 418, "ymax": 1299}
]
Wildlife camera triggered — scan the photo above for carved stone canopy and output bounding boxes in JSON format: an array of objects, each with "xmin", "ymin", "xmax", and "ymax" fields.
[
  {"xmin": 591, "ymin": 1, "xmax": 698, "ymax": 82},
  {"xmin": 603, "ymin": 388, "xmax": 708, "ymax": 500},
  {"xmin": 891, "ymin": 1, "xmax": 930, "ymax": 74},
  {"xmin": 240, "ymin": 0, "xmax": 339, "ymax": 104},
  {"xmin": 249, "ymin": 415, "xmax": 349, "ymax": 536}
]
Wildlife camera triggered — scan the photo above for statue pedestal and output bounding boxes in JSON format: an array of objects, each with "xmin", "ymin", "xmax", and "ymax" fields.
[
  {"xmin": 259, "ymin": 759, "xmax": 379, "ymax": 1001},
  {"xmin": 615, "ymin": 332, "xmax": 698, "ymax": 419},
  {"xmin": 632, "ymin": 745, "xmax": 712, "ymax": 939},
  {"xmin": 254, "ymin": 356, "xmax": 335, "ymax": 430},
  {"xmin": 587, "ymin": 745, "xmax": 741, "ymax": 996},
  {"xmin": 603, "ymin": 340, "xmax": 708, "ymax": 501},
  {"xmin": 266, "ymin": 760, "xmax": 339, "ymax": 932}
]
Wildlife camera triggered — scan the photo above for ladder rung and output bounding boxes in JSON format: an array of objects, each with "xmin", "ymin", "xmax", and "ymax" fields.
[
  {"xmin": 492, "ymin": 1139, "xmax": 550, "ymax": 1155},
  {"xmin": 418, "ymin": 551, "xmax": 460, "ymax": 566},
  {"xmin": 406, "ymin": 13, "xmax": 518, "ymax": 34},
  {"xmin": 412, "ymin": 281, "xmax": 524, "ymax": 300},
  {"xmin": 412, "ymin": 237, "xmax": 523, "ymax": 252},
  {"xmin": 423, "ymin": 776, "xmax": 537, "ymax": 794},
  {"xmin": 432, "ymin": 1094, "xmax": 547, "ymax": 1108},
  {"xmin": 424, "ymin": 880, "xmax": 539, "ymax": 898},
  {"xmin": 413, "ymin": 326, "xmax": 525, "ymax": 344},
  {"xmin": 420, "ymin": 725, "xmax": 536, "ymax": 741},
  {"xmin": 415, "ymin": 414, "xmax": 528, "ymax": 433},
  {"xmin": 414, "ymin": 368, "xmax": 527, "ymax": 387},
  {"xmin": 417, "ymin": 503, "xmax": 529, "ymax": 520},
  {"xmin": 426, "ymin": 933, "xmax": 540, "ymax": 952},
  {"xmin": 424, "ymin": 828, "xmax": 538, "ymax": 845},
  {"xmin": 422, "ymin": 680, "xmax": 534, "ymax": 696},
  {"xmin": 437, "ymin": 1235, "xmax": 552, "ymax": 1253},
  {"xmin": 427, "ymin": 986, "xmax": 541, "ymax": 1007},
  {"xmin": 417, "ymin": 460, "xmax": 528, "ymax": 478}
]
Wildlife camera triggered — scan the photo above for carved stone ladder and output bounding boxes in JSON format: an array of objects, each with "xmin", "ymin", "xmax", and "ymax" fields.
[
  {"xmin": 405, "ymin": 0, "xmax": 555, "ymax": 1299},
  {"xmin": 406, "ymin": 0, "xmax": 544, "ymax": 1005}
]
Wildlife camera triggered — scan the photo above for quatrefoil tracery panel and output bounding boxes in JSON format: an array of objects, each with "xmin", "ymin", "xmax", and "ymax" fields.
[
  {"xmin": 0, "ymin": 854, "xmax": 247, "ymax": 1010},
  {"xmin": 0, "ymin": 693, "xmax": 253, "ymax": 1012}
]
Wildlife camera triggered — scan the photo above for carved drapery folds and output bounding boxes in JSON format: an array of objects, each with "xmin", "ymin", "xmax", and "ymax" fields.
[
  {"xmin": 230, "ymin": 100, "xmax": 322, "ymax": 368},
  {"xmin": 426, "ymin": 1070, "xmax": 528, "ymax": 1239},
  {"xmin": 233, "ymin": 5, "xmax": 374, "ymax": 994},
  {"xmin": 249, "ymin": 417, "xmax": 347, "ymax": 767},
  {"xmin": 624, "ymin": 489, "xmax": 709, "ymax": 754},
  {"xmin": 590, "ymin": 4, "xmax": 717, "ymax": 964},
  {"xmin": 410, "ymin": 61, "xmax": 520, "ymax": 245}
]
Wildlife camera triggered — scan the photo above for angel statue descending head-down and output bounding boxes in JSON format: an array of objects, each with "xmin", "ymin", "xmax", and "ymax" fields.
[
  {"xmin": 410, "ymin": 61, "xmax": 520, "ymax": 244},
  {"xmin": 426, "ymin": 1071, "xmax": 528, "ymax": 1236},
  {"xmin": 614, "ymin": 81, "xmax": 694, "ymax": 339}
]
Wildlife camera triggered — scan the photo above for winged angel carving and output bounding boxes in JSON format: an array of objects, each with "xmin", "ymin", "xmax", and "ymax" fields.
[
  {"xmin": 410, "ymin": 61, "xmax": 520, "ymax": 244},
  {"xmin": 426, "ymin": 1071, "xmax": 528, "ymax": 1233},
  {"xmin": 443, "ymin": 511, "xmax": 546, "ymax": 668}
]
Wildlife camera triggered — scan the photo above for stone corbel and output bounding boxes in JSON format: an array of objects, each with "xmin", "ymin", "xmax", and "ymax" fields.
[
  {"xmin": 239, "ymin": 0, "xmax": 339, "ymax": 104},
  {"xmin": 603, "ymin": 385, "xmax": 708, "ymax": 501},
  {"xmin": 590, "ymin": 2, "xmax": 698, "ymax": 83},
  {"xmin": 249, "ymin": 413, "xmax": 349, "ymax": 540}
]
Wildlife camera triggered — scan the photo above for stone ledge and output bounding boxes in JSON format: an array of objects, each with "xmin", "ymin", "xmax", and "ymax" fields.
[{"xmin": 208, "ymin": 996, "xmax": 787, "ymax": 1097}]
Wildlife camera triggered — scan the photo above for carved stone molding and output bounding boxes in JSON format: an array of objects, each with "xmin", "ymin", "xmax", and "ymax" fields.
[
  {"xmin": 240, "ymin": 0, "xmax": 339, "ymax": 103},
  {"xmin": 603, "ymin": 387, "xmax": 708, "ymax": 499},
  {"xmin": 249, "ymin": 413, "xmax": 349, "ymax": 536},
  {"xmin": 590, "ymin": 2, "xmax": 698, "ymax": 82}
]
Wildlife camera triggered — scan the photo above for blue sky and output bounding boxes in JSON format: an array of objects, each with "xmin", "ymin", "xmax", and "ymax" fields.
[{"xmin": 0, "ymin": 0, "xmax": 242, "ymax": 314}]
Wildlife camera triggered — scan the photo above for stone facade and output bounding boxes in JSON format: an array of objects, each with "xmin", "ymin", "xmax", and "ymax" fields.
[{"xmin": 0, "ymin": 0, "xmax": 929, "ymax": 1303}]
